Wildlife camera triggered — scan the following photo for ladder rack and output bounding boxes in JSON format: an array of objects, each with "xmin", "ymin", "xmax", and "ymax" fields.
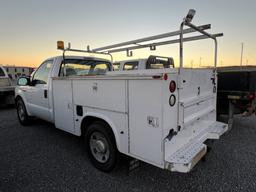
[{"xmin": 58, "ymin": 9, "xmax": 223, "ymax": 68}]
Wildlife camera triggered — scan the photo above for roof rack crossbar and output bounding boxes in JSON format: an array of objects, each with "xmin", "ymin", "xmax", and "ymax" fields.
[
  {"xmin": 93, "ymin": 24, "xmax": 211, "ymax": 52},
  {"xmin": 105, "ymin": 33, "xmax": 223, "ymax": 54},
  {"xmin": 62, "ymin": 48, "xmax": 113, "ymax": 62}
]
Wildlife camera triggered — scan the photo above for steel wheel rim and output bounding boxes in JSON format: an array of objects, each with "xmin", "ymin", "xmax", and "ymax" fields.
[
  {"xmin": 89, "ymin": 132, "xmax": 110, "ymax": 163},
  {"xmin": 18, "ymin": 103, "xmax": 25, "ymax": 121}
]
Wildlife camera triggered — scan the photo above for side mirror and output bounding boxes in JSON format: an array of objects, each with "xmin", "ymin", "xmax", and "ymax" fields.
[{"xmin": 17, "ymin": 77, "xmax": 30, "ymax": 86}]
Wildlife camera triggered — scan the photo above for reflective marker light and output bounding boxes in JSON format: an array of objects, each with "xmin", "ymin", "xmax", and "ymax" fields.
[
  {"xmin": 169, "ymin": 81, "xmax": 176, "ymax": 93},
  {"xmin": 169, "ymin": 95, "xmax": 176, "ymax": 106},
  {"xmin": 57, "ymin": 41, "xmax": 64, "ymax": 50}
]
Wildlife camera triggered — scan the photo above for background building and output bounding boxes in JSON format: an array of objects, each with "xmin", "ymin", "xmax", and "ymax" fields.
[{"xmin": 3, "ymin": 66, "xmax": 35, "ymax": 79}]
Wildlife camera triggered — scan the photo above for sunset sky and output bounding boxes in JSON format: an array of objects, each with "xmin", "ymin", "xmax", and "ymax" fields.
[{"xmin": 0, "ymin": 0, "xmax": 255, "ymax": 68}]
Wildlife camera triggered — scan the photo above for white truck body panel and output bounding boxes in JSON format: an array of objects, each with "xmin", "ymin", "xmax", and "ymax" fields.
[
  {"xmin": 73, "ymin": 79, "xmax": 127, "ymax": 113},
  {"xmin": 178, "ymin": 69, "xmax": 216, "ymax": 127},
  {"xmin": 16, "ymin": 55, "xmax": 227, "ymax": 172},
  {"xmin": 49, "ymin": 64, "xmax": 227, "ymax": 171},
  {"xmin": 128, "ymin": 79, "xmax": 165, "ymax": 166}
]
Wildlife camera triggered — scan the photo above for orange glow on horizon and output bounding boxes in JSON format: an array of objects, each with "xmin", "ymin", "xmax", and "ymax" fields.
[
  {"xmin": 1, "ymin": 39, "xmax": 255, "ymax": 68},
  {"xmin": 1, "ymin": 49, "xmax": 255, "ymax": 68}
]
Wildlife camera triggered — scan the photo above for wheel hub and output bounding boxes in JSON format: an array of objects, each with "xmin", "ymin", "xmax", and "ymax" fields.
[
  {"xmin": 89, "ymin": 132, "xmax": 110, "ymax": 163},
  {"xmin": 95, "ymin": 140, "xmax": 106, "ymax": 153}
]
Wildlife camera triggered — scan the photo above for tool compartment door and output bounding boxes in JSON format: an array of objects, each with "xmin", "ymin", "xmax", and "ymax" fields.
[
  {"xmin": 128, "ymin": 79, "xmax": 163, "ymax": 167},
  {"xmin": 178, "ymin": 69, "xmax": 216, "ymax": 127}
]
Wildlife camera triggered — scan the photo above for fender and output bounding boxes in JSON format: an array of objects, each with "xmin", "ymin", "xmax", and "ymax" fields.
[
  {"xmin": 79, "ymin": 111, "xmax": 122, "ymax": 152},
  {"xmin": 15, "ymin": 87, "xmax": 33, "ymax": 116}
]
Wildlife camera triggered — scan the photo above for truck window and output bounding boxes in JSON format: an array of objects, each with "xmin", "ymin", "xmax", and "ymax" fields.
[
  {"xmin": 0, "ymin": 68, "xmax": 5, "ymax": 76},
  {"xmin": 32, "ymin": 60, "xmax": 53, "ymax": 84},
  {"xmin": 60, "ymin": 59, "xmax": 111, "ymax": 76},
  {"xmin": 123, "ymin": 62, "xmax": 138, "ymax": 70},
  {"xmin": 146, "ymin": 57, "xmax": 174, "ymax": 69},
  {"xmin": 113, "ymin": 63, "xmax": 120, "ymax": 71}
]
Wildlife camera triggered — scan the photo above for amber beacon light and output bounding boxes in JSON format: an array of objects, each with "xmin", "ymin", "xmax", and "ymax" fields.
[{"xmin": 57, "ymin": 41, "xmax": 65, "ymax": 50}]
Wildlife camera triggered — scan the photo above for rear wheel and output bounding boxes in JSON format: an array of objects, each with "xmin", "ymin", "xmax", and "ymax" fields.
[
  {"xmin": 85, "ymin": 121, "xmax": 118, "ymax": 172},
  {"xmin": 16, "ymin": 99, "xmax": 31, "ymax": 125}
]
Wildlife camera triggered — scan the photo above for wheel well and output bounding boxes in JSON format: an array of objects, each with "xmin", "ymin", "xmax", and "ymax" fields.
[
  {"xmin": 81, "ymin": 116, "xmax": 115, "ymax": 139},
  {"xmin": 15, "ymin": 95, "xmax": 22, "ymax": 104}
]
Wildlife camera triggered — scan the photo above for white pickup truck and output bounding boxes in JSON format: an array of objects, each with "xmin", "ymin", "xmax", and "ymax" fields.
[
  {"xmin": 0, "ymin": 65, "xmax": 15, "ymax": 105},
  {"xmin": 15, "ymin": 10, "xmax": 227, "ymax": 173},
  {"xmin": 113, "ymin": 55, "xmax": 174, "ymax": 71}
]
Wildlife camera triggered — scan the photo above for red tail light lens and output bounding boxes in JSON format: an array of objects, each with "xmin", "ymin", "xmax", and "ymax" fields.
[
  {"xmin": 248, "ymin": 93, "xmax": 255, "ymax": 100},
  {"xmin": 169, "ymin": 81, "xmax": 176, "ymax": 93},
  {"xmin": 163, "ymin": 74, "xmax": 168, "ymax": 81}
]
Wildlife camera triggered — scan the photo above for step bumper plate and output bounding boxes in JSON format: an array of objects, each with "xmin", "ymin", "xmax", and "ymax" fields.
[{"xmin": 165, "ymin": 121, "xmax": 228, "ymax": 172}]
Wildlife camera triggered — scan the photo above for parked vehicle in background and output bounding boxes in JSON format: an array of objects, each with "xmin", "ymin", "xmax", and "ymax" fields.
[
  {"xmin": 15, "ymin": 10, "xmax": 227, "ymax": 173},
  {"xmin": 3, "ymin": 66, "xmax": 34, "ymax": 80},
  {"xmin": 113, "ymin": 55, "xmax": 174, "ymax": 71},
  {"xmin": 0, "ymin": 65, "xmax": 15, "ymax": 105},
  {"xmin": 217, "ymin": 66, "xmax": 256, "ymax": 119}
]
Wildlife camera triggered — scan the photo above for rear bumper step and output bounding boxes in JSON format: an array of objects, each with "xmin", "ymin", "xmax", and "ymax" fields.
[{"xmin": 165, "ymin": 121, "xmax": 228, "ymax": 172}]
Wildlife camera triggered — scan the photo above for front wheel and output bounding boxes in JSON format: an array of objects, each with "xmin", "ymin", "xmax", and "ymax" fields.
[
  {"xmin": 85, "ymin": 121, "xmax": 118, "ymax": 172},
  {"xmin": 16, "ymin": 99, "xmax": 31, "ymax": 125}
]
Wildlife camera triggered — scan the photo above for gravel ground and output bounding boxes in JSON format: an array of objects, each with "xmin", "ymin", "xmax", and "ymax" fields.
[{"xmin": 0, "ymin": 107, "xmax": 256, "ymax": 192}]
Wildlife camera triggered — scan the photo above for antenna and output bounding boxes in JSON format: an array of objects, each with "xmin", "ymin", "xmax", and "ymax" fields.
[{"xmin": 240, "ymin": 42, "xmax": 244, "ymax": 66}]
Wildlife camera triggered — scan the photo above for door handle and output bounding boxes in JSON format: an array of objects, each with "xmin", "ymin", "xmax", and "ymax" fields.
[{"xmin": 44, "ymin": 90, "xmax": 48, "ymax": 98}]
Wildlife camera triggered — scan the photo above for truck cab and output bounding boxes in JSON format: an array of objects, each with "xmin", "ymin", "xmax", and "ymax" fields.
[{"xmin": 15, "ymin": 56, "xmax": 112, "ymax": 123}]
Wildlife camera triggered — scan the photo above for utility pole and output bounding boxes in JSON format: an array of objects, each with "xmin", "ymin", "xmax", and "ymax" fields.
[
  {"xmin": 190, "ymin": 60, "xmax": 194, "ymax": 68},
  {"xmin": 240, "ymin": 43, "xmax": 244, "ymax": 66}
]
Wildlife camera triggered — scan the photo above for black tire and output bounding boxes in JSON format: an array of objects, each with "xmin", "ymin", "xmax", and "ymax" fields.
[
  {"xmin": 16, "ymin": 98, "xmax": 31, "ymax": 125},
  {"xmin": 85, "ymin": 121, "xmax": 118, "ymax": 172}
]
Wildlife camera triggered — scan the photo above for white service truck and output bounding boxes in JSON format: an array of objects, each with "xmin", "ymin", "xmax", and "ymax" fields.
[
  {"xmin": 15, "ymin": 10, "xmax": 227, "ymax": 173},
  {"xmin": 0, "ymin": 65, "xmax": 15, "ymax": 105}
]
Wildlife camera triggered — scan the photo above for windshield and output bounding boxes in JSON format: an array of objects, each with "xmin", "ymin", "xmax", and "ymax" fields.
[
  {"xmin": 113, "ymin": 63, "xmax": 120, "ymax": 71},
  {"xmin": 146, "ymin": 56, "xmax": 174, "ymax": 69},
  {"xmin": 59, "ymin": 59, "xmax": 111, "ymax": 76},
  {"xmin": 123, "ymin": 62, "xmax": 139, "ymax": 70}
]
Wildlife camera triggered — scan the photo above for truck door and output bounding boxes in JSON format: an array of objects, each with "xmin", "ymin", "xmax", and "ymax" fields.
[{"xmin": 26, "ymin": 60, "xmax": 53, "ymax": 121}]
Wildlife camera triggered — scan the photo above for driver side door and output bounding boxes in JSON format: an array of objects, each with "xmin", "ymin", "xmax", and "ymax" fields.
[{"xmin": 26, "ymin": 60, "xmax": 53, "ymax": 121}]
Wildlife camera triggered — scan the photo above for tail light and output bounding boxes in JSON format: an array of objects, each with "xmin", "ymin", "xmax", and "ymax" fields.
[
  {"xmin": 248, "ymin": 93, "xmax": 255, "ymax": 100},
  {"xmin": 169, "ymin": 81, "xmax": 176, "ymax": 93},
  {"xmin": 163, "ymin": 74, "xmax": 168, "ymax": 81}
]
